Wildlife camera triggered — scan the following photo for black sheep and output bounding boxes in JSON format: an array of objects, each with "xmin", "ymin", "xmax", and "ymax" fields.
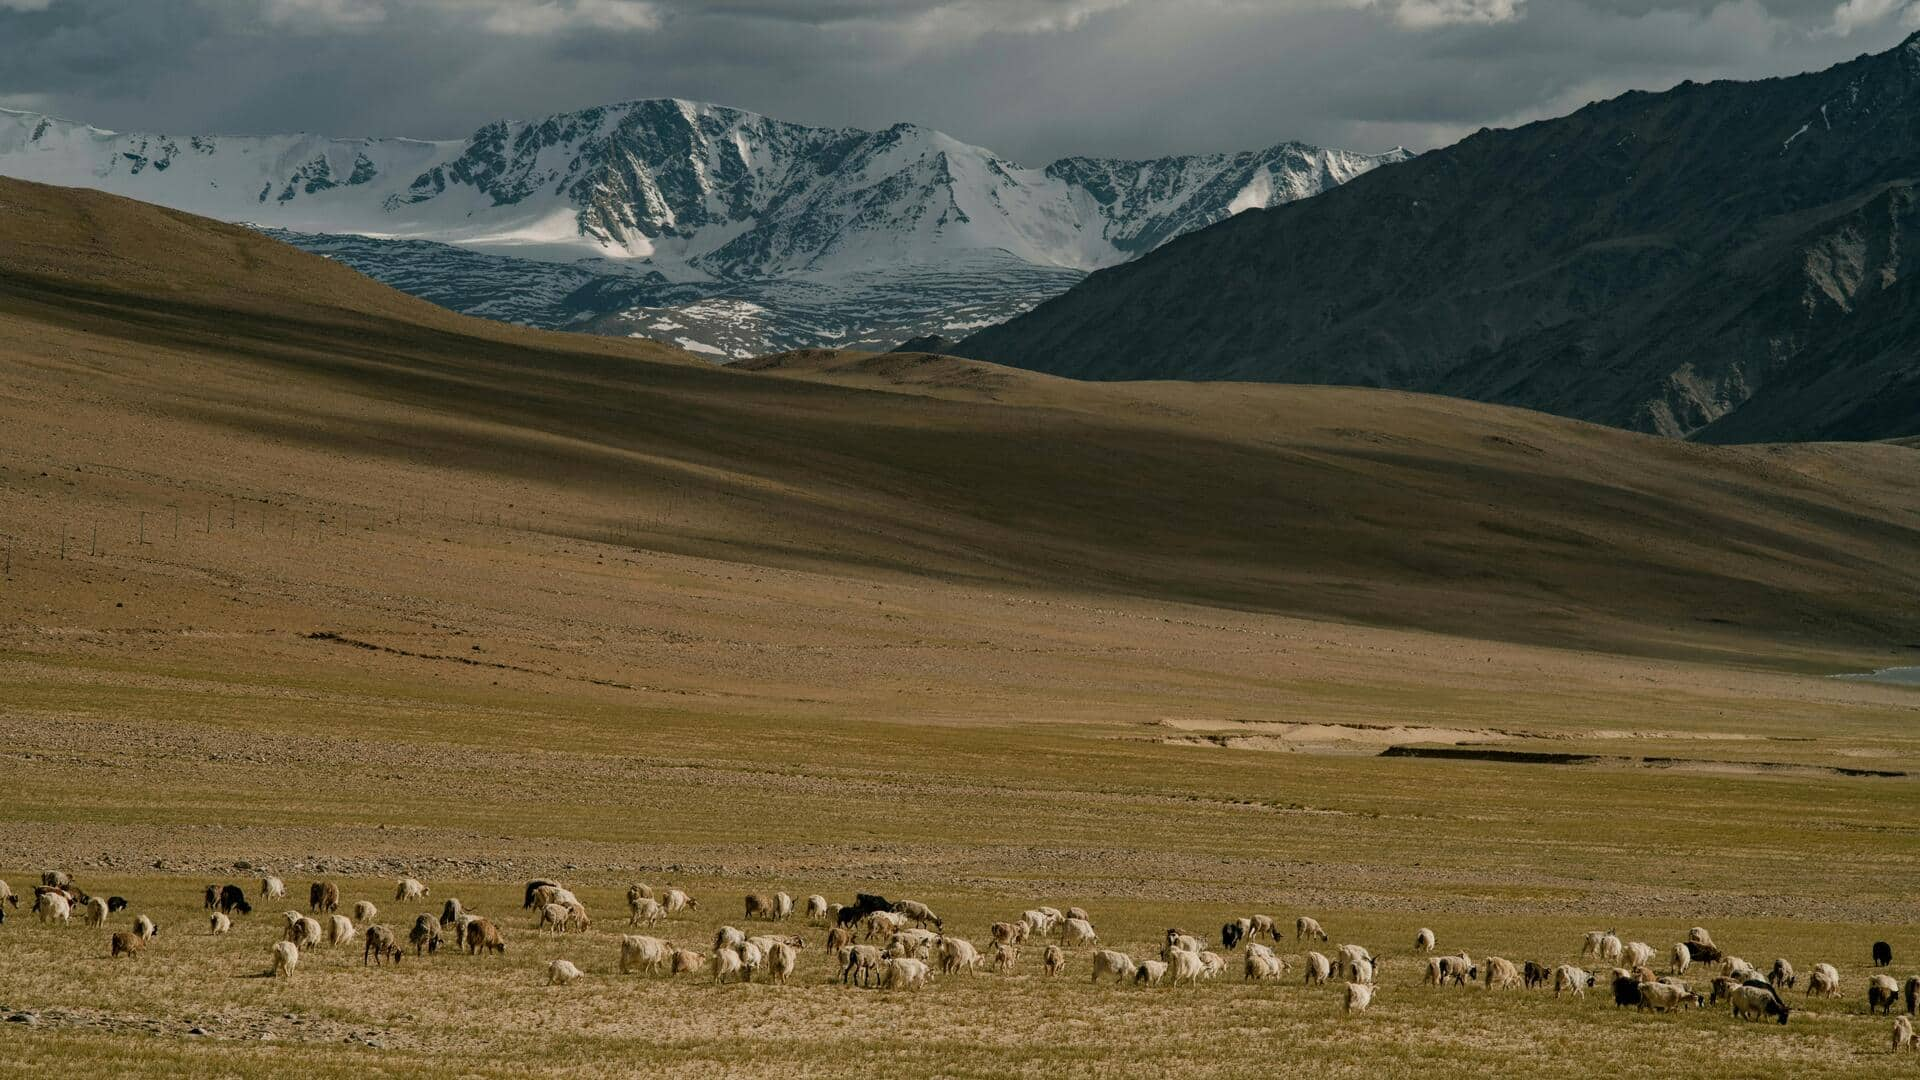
[
  {"xmin": 107, "ymin": 896, "xmax": 129, "ymax": 913},
  {"xmin": 1222, "ymin": 922, "xmax": 1245, "ymax": 950},
  {"xmin": 218, "ymin": 884, "xmax": 251, "ymax": 915},
  {"xmin": 1873, "ymin": 940, "xmax": 1893, "ymax": 967},
  {"xmin": 1612, "ymin": 974, "xmax": 1641, "ymax": 1008},
  {"xmin": 836, "ymin": 893, "xmax": 894, "ymax": 927}
]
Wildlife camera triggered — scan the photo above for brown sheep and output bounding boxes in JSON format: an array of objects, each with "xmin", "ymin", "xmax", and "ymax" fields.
[
  {"xmin": 464, "ymin": 917, "xmax": 505, "ymax": 955},
  {"xmin": 409, "ymin": 913, "xmax": 441, "ymax": 956},
  {"xmin": 309, "ymin": 881, "xmax": 338, "ymax": 914},
  {"xmin": 364, "ymin": 925, "xmax": 403, "ymax": 966},
  {"xmin": 1044, "ymin": 944, "xmax": 1066, "ymax": 976},
  {"xmin": 744, "ymin": 894, "xmax": 774, "ymax": 921},
  {"xmin": 110, "ymin": 931, "xmax": 143, "ymax": 959}
]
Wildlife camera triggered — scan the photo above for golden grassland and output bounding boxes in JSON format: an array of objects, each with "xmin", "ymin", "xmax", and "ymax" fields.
[{"xmin": 1, "ymin": 177, "xmax": 1918, "ymax": 1075}]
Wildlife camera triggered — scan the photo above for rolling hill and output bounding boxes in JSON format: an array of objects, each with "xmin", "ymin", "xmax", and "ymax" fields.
[
  {"xmin": 5, "ymin": 175, "xmax": 1920, "ymax": 666},
  {"xmin": 956, "ymin": 34, "xmax": 1920, "ymax": 444}
]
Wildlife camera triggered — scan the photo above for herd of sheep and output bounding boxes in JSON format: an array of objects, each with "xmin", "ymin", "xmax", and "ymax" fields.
[{"xmin": 7, "ymin": 872, "xmax": 1918, "ymax": 1053}]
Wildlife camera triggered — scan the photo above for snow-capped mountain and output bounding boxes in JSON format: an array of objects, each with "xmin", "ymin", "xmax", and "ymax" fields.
[{"xmin": 0, "ymin": 100, "xmax": 1408, "ymax": 356}]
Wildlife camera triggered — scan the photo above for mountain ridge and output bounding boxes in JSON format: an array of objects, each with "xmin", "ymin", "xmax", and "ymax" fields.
[{"xmin": 953, "ymin": 35, "xmax": 1920, "ymax": 443}]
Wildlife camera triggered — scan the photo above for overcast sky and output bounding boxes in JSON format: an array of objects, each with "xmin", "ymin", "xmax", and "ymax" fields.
[{"xmin": 0, "ymin": 0, "xmax": 1914, "ymax": 162}]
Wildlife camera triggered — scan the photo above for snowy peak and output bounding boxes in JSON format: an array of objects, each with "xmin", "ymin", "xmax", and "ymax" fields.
[{"xmin": 0, "ymin": 101, "xmax": 1405, "ymax": 279}]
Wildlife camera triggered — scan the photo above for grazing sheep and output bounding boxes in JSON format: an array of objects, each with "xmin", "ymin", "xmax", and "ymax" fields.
[
  {"xmin": 218, "ymin": 885, "xmax": 251, "ymax": 916},
  {"xmin": 439, "ymin": 898, "xmax": 464, "ymax": 927},
  {"xmin": 1423, "ymin": 957, "xmax": 1445, "ymax": 986},
  {"xmin": 1709, "ymin": 976, "xmax": 1742, "ymax": 1005},
  {"xmin": 887, "ymin": 929, "xmax": 938, "ymax": 960},
  {"xmin": 286, "ymin": 910, "xmax": 320, "ymax": 945},
  {"xmin": 744, "ymin": 894, "xmax": 774, "ymax": 921},
  {"xmin": 35, "ymin": 892, "xmax": 70, "ymax": 926},
  {"xmin": 1554, "ymin": 965, "xmax": 1594, "ymax": 997},
  {"xmin": 767, "ymin": 941, "xmax": 801, "ymax": 984},
  {"xmin": 1769, "ymin": 958, "xmax": 1796, "ymax": 990},
  {"xmin": 547, "ymin": 959, "xmax": 582, "ymax": 986},
  {"xmin": 464, "ymin": 917, "xmax": 505, "ymax": 955},
  {"xmin": 1436, "ymin": 953, "xmax": 1476, "ymax": 986},
  {"xmin": 83, "ymin": 896, "xmax": 108, "ymax": 928},
  {"xmin": 1222, "ymin": 919, "xmax": 1249, "ymax": 951},
  {"xmin": 1164, "ymin": 931, "xmax": 1205, "ymax": 956},
  {"xmin": 0, "ymin": 881, "xmax": 14, "ymax": 908},
  {"xmin": 670, "ymin": 949, "xmax": 707, "ymax": 976},
  {"xmin": 1894, "ymin": 1016, "xmax": 1916, "ymax": 1053},
  {"xmin": 1670, "ymin": 942, "xmax": 1692, "ymax": 976},
  {"xmin": 204, "ymin": 884, "xmax": 219, "ymax": 911},
  {"xmin": 110, "ymin": 931, "xmax": 143, "ymax": 959},
  {"xmin": 1484, "ymin": 956, "xmax": 1521, "ymax": 990},
  {"xmin": 1523, "ymin": 960, "xmax": 1552, "ymax": 989},
  {"xmin": 1612, "ymin": 974, "xmax": 1643, "ymax": 1008},
  {"xmin": 837, "ymin": 893, "xmax": 892, "ymax": 928},
  {"xmin": 1245, "ymin": 947, "xmax": 1284, "ymax": 981},
  {"xmin": 1345, "ymin": 982, "xmax": 1374, "ymax": 1014},
  {"xmin": 1044, "ymin": 945, "xmax": 1066, "ymax": 977},
  {"xmin": 894, "ymin": 899, "xmax": 940, "ymax": 929},
  {"xmin": 538, "ymin": 902, "xmax": 571, "ymax": 933},
  {"xmin": 1135, "ymin": 960, "xmax": 1169, "ymax": 986},
  {"xmin": 1164, "ymin": 949, "xmax": 1206, "ymax": 986},
  {"xmin": 363, "ymin": 925, "xmax": 402, "ymax": 966},
  {"xmin": 991, "ymin": 942, "xmax": 1018, "ymax": 974},
  {"xmin": 629, "ymin": 898, "xmax": 666, "ymax": 926},
  {"xmin": 1638, "ymin": 980, "xmax": 1699, "ymax": 1012},
  {"xmin": 1722, "ymin": 956, "xmax": 1759, "ymax": 981},
  {"xmin": 395, "ymin": 877, "xmax": 428, "ymax": 902},
  {"xmin": 805, "ymin": 895, "xmax": 829, "ymax": 924},
  {"xmin": 1067, "ymin": 906, "xmax": 1090, "ymax": 922},
  {"xmin": 41, "ymin": 871, "xmax": 72, "ymax": 890},
  {"xmin": 1687, "ymin": 926, "xmax": 1715, "ymax": 948},
  {"xmin": 1807, "ymin": 963, "xmax": 1841, "ymax": 998},
  {"xmin": 712, "ymin": 946, "xmax": 745, "ymax": 984},
  {"xmin": 108, "ymin": 897, "xmax": 128, "ymax": 913},
  {"xmin": 133, "ymin": 914, "xmax": 158, "ymax": 942},
  {"xmin": 1870, "ymin": 974, "xmax": 1901, "ymax": 1014},
  {"xmin": 884, "ymin": 957, "xmax": 931, "ymax": 990},
  {"xmin": 210, "ymin": 912, "xmax": 232, "ymax": 935},
  {"xmin": 271, "ymin": 940, "xmax": 299, "ymax": 979},
  {"xmin": 1062, "ymin": 918, "xmax": 1098, "ymax": 948},
  {"xmin": 409, "ymin": 913, "xmax": 441, "ymax": 956},
  {"xmin": 714, "ymin": 925, "xmax": 747, "ymax": 951},
  {"xmin": 1249, "ymin": 914, "xmax": 1277, "ymax": 941},
  {"xmin": 839, "ymin": 944, "xmax": 884, "ymax": 987},
  {"xmin": 939, "ymin": 936, "xmax": 982, "ymax": 976},
  {"xmin": 1414, "ymin": 928, "xmax": 1436, "ymax": 954},
  {"xmin": 1336, "ymin": 944, "xmax": 1375, "ymax": 982},
  {"xmin": 662, "ymin": 888, "xmax": 696, "ymax": 915},
  {"xmin": 325, "ymin": 914, "xmax": 354, "ymax": 947},
  {"xmin": 772, "ymin": 892, "xmax": 796, "ymax": 921},
  {"xmin": 522, "ymin": 880, "xmax": 560, "ymax": 909},
  {"xmin": 1732, "ymin": 981, "xmax": 1790, "ymax": 1024},
  {"xmin": 1599, "ymin": 934, "xmax": 1623, "ymax": 963},
  {"xmin": 1581, "ymin": 931, "xmax": 1607, "ymax": 960},
  {"xmin": 354, "ymin": 901, "xmax": 378, "ymax": 923},
  {"xmin": 309, "ymin": 882, "xmax": 338, "ymax": 914},
  {"xmin": 1021, "ymin": 909, "xmax": 1058, "ymax": 937},
  {"xmin": 1304, "ymin": 952, "xmax": 1333, "ymax": 985},
  {"xmin": 826, "ymin": 925, "xmax": 854, "ymax": 953},
  {"xmin": 747, "ymin": 933, "xmax": 803, "ymax": 957},
  {"xmin": 619, "ymin": 935, "xmax": 674, "ymax": 975},
  {"xmin": 1905, "ymin": 975, "xmax": 1919, "ymax": 1016},
  {"xmin": 990, "ymin": 921, "xmax": 1022, "ymax": 945},
  {"xmin": 1873, "ymin": 941, "xmax": 1893, "ymax": 967},
  {"xmin": 1297, "ymin": 916, "xmax": 1328, "ymax": 943},
  {"xmin": 863, "ymin": 911, "xmax": 909, "ymax": 941},
  {"xmin": 1090, "ymin": 949, "xmax": 1136, "ymax": 984},
  {"xmin": 261, "ymin": 877, "xmax": 286, "ymax": 901},
  {"xmin": 1622, "ymin": 942, "xmax": 1655, "ymax": 970}
]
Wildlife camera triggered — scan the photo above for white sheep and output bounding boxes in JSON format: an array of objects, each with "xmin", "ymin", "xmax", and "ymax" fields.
[
  {"xmin": 1199, "ymin": 951, "xmax": 1228, "ymax": 980},
  {"xmin": 261, "ymin": 876, "xmax": 286, "ymax": 900},
  {"xmin": 939, "ymin": 936, "xmax": 981, "ymax": 976},
  {"xmin": 1345, "ymin": 982, "xmax": 1374, "ymax": 1013},
  {"xmin": 1894, "ymin": 1016, "xmax": 1916, "ymax": 1053},
  {"xmin": 838, "ymin": 944, "xmax": 884, "ymax": 986},
  {"xmin": 711, "ymin": 946, "xmax": 744, "ymax": 983},
  {"xmin": 1600, "ymin": 934, "xmax": 1623, "ymax": 963},
  {"xmin": 1164, "ymin": 932, "xmax": 1205, "ymax": 956},
  {"xmin": 354, "ymin": 900, "xmax": 378, "ymax": 923},
  {"xmin": 1483, "ymin": 956, "xmax": 1520, "ymax": 990},
  {"xmin": 1670, "ymin": 942, "xmax": 1691, "ymax": 975},
  {"xmin": 1090, "ymin": 949, "xmax": 1135, "ymax": 984},
  {"xmin": 1581, "ymin": 930, "xmax": 1607, "ymax": 960},
  {"xmin": 133, "ymin": 914, "xmax": 158, "ymax": 943},
  {"xmin": 1062, "ymin": 918, "xmax": 1098, "ymax": 947},
  {"xmin": 884, "ymin": 957, "xmax": 930, "ymax": 990},
  {"xmin": 662, "ymin": 888, "xmax": 695, "ymax": 914},
  {"xmin": 767, "ymin": 941, "xmax": 801, "ymax": 985},
  {"xmin": 1622, "ymin": 941, "xmax": 1656, "ymax": 969},
  {"xmin": 772, "ymin": 892, "xmax": 794, "ymax": 921},
  {"xmin": 1167, "ymin": 949, "xmax": 1207, "ymax": 986},
  {"xmin": 1304, "ymin": 951, "xmax": 1333, "ymax": 985},
  {"xmin": 36, "ymin": 893, "xmax": 71, "ymax": 926},
  {"xmin": 1245, "ymin": 947, "xmax": 1283, "ymax": 981},
  {"xmin": 1336, "ymin": 944, "xmax": 1374, "ymax": 981},
  {"xmin": 619, "ymin": 935, "xmax": 674, "ymax": 975},
  {"xmin": 1868, "ymin": 973, "xmax": 1900, "ymax": 1013},
  {"xmin": 1135, "ymin": 960, "xmax": 1169, "ymax": 986},
  {"xmin": 271, "ymin": 940, "xmax": 299, "ymax": 978},
  {"xmin": 670, "ymin": 949, "xmax": 707, "ymax": 976},
  {"xmin": 326, "ymin": 913, "xmax": 354, "ymax": 946},
  {"xmin": 805, "ymin": 895, "xmax": 829, "ymax": 924},
  {"xmin": 210, "ymin": 912, "xmax": 232, "ymax": 935},
  {"xmin": 1249, "ymin": 914, "xmax": 1277, "ymax": 941},
  {"xmin": 1807, "ymin": 963, "xmax": 1841, "ymax": 998},
  {"xmin": 1021, "ymin": 909, "xmax": 1058, "ymax": 937},
  {"xmin": 629, "ymin": 898, "xmax": 666, "ymax": 926},
  {"xmin": 1414, "ymin": 928, "xmax": 1436, "ymax": 953},
  {"xmin": 547, "ymin": 959, "xmax": 583, "ymax": 986},
  {"xmin": 737, "ymin": 941, "xmax": 764, "ymax": 982},
  {"xmin": 395, "ymin": 877, "xmax": 428, "ymax": 902},
  {"xmin": 1554, "ymin": 965, "xmax": 1593, "ymax": 996},
  {"xmin": 539, "ymin": 902, "xmax": 571, "ymax": 933},
  {"xmin": 895, "ymin": 900, "xmax": 939, "ymax": 927},
  {"xmin": 714, "ymin": 925, "xmax": 747, "ymax": 951},
  {"xmin": 1297, "ymin": 916, "xmax": 1328, "ymax": 942},
  {"xmin": 83, "ymin": 896, "xmax": 108, "ymax": 928}
]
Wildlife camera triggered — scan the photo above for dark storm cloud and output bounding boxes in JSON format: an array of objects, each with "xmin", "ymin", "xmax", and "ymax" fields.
[{"xmin": 1, "ymin": 0, "xmax": 1915, "ymax": 161}]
